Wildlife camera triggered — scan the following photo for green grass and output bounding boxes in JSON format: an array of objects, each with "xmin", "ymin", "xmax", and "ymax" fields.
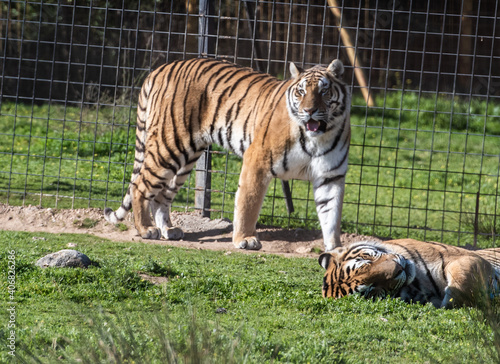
[
  {"xmin": 1, "ymin": 230, "xmax": 499, "ymax": 363},
  {"xmin": 1, "ymin": 90, "xmax": 499, "ymax": 246}
]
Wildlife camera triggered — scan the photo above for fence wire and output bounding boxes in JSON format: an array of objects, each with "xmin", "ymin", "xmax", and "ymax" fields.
[{"xmin": 0, "ymin": 0, "xmax": 499, "ymax": 246}]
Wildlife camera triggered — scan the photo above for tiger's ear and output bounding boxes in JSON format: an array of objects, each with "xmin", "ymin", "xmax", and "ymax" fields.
[
  {"xmin": 289, "ymin": 62, "xmax": 304, "ymax": 79},
  {"xmin": 318, "ymin": 253, "xmax": 334, "ymax": 270},
  {"xmin": 327, "ymin": 59, "xmax": 344, "ymax": 79}
]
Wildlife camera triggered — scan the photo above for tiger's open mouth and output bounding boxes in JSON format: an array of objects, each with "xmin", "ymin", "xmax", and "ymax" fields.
[{"xmin": 306, "ymin": 119, "xmax": 327, "ymax": 133}]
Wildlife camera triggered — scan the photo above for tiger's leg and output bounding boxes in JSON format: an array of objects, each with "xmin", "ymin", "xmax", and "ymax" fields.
[
  {"xmin": 131, "ymin": 163, "xmax": 177, "ymax": 240},
  {"xmin": 313, "ymin": 175, "xmax": 346, "ymax": 251},
  {"xmin": 150, "ymin": 190, "xmax": 184, "ymax": 240},
  {"xmin": 131, "ymin": 175, "xmax": 162, "ymax": 239},
  {"xmin": 150, "ymin": 153, "xmax": 201, "ymax": 240},
  {"xmin": 441, "ymin": 257, "xmax": 491, "ymax": 308},
  {"xmin": 232, "ymin": 158, "xmax": 272, "ymax": 250}
]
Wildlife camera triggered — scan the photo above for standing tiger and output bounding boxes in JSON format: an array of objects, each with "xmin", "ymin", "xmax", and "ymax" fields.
[
  {"xmin": 105, "ymin": 58, "xmax": 351, "ymax": 251},
  {"xmin": 319, "ymin": 239, "xmax": 500, "ymax": 308}
]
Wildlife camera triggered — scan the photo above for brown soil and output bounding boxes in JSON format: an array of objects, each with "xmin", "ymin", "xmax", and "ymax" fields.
[{"xmin": 0, "ymin": 203, "xmax": 380, "ymax": 258}]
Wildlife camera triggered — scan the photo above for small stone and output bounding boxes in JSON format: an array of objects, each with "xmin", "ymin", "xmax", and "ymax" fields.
[
  {"xmin": 295, "ymin": 246, "xmax": 312, "ymax": 254},
  {"xmin": 36, "ymin": 250, "xmax": 92, "ymax": 268}
]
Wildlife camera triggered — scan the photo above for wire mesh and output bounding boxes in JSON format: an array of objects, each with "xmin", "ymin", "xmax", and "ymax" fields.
[{"xmin": 0, "ymin": 0, "xmax": 498, "ymax": 246}]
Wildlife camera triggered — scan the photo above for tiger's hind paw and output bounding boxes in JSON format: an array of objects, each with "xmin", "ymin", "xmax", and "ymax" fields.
[
  {"xmin": 162, "ymin": 227, "xmax": 184, "ymax": 240},
  {"xmin": 141, "ymin": 227, "xmax": 162, "ymax": 240},
  {"xmin": 236, "ymin": 237, "xmax": 262, "ymax": 250}
]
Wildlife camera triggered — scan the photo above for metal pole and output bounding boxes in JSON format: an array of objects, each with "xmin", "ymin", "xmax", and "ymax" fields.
[{"xmin": 195, "ymin": 0, "xmax": 215, "ymax": 218}]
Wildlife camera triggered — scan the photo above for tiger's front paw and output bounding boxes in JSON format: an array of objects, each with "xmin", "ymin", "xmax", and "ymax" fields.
[
  {"xmin": 162, "ymin": 227, "xmax": 184, "ymax": 240},
  {"xmin": 141, "ymin": 226, "xmax": 162, "ymax": 240},
  {"xmin": 236, "ymin": 237, "xmax": 262, "ymax": 250}
]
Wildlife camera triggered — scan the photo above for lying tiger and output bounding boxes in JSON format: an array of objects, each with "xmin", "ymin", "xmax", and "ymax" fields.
[
  {"xmin": 319, "ymin": 239, "xmax": 500, "ymax": 308},
  {"xmin": 105, "ymin": 58, "xmax": 351, "ymax": 251}
]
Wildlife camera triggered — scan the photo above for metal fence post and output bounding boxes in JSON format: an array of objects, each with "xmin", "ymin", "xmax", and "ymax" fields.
[{"xmin": 195, "ymin": 0, "xmax": 215, "ymax": 218}]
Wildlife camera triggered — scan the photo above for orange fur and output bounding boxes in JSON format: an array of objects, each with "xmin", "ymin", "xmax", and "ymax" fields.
[
  {"xmin": 319, "ymin": 239, "xmax": 500, "ymax": 308},
  {"xmin": 105, "ymin": 58, "xmax": 351, "ymax": 250}
]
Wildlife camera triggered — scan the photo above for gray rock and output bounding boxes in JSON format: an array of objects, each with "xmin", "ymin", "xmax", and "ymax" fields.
[{"xmin": 36, "ymin": 249, "xmax": 92, "ymax": 268}]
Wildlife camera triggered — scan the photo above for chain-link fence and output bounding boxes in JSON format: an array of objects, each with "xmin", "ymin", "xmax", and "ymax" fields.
[{"xmin": 1, "ymin": 0, "xmax": 499, "ymax": 246}]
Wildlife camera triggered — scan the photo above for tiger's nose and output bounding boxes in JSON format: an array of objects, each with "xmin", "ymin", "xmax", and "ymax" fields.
[
  {"xmin": 304, "ymin": 107, "xmax": 317, "ymax": 115},
  {"xmin": 394, "ymin": 263, "xmax": 404, "ymax": 276}
]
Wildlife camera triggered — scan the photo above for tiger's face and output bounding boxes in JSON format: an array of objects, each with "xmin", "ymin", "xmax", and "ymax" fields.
[
  {"xmin": 318, "ymin": 245, "xmax": 416, "ymax": 299},
  {"xmin": 286, "ymin": 59, "xmax": 348, "ymax": 136}
]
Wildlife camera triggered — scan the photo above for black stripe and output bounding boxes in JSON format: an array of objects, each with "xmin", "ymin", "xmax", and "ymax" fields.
[
  {"xmin": 135, "ymin": 139, "xmax": 145, "ymax": 153},
  {"xmin": 324, "ymin": 148, "xmax": 349, "ymax": 173},
  {"xmin": 155, "ymin": 131, "xmax": 179, "ymax": 168},
  {"xmin": 186, "ymin": 154, "xmax": 201, "ymax": 165},
  {"xmin": 217, "ymin": 128, "xmax": 224, "ymax": 147},
  {"xmin": 348, "ymin": 246, "xmax": 372, "ymax": 256},
  {"xmin": 153, "ymin": 150, "xmax": 178, "ymax": 174},
  {"xmin": 282, "ymin": 139, "xmax": 290, "ymax": 172},
  {"xmin": 392, "ymin": 243, "xmax": 442, "ymax": 299},
  {"xmin": 239, "ymin": 140, "xmax": 245, "ymax": 157},
  {"xmin": 145, "ymin": 166, "xmax": 164, "ymax": 180},
  {"xmin": 258, "ymin": 81, "xmax": 289, "ymax": 148},
  {"xmin": 210, "ymin": 89, "xmax": 227, "ymax": 138},
  {"xmin": 235, "ymin": 74, "xmax": 270, "ymax": 99},
  {"xmin": 182, "ymin": 61, "xmax": 203, "ymax": 134},
  {"xmin": 271, "ymin": 80, "xmax": 291, "ymax": 102},
  {"xmin": 270, "ymin": 152, "xmax": 277, "ymax": 177},
  {"xmin": 211, "ymin": 65, "xmax": 245, "ymax": 90},
  {"xmin": 315, "ymin": 198, "xmax": 330, "ymax": 207},
  {"xmin": 150, "ymin": 62, "xmax": 178, "ymax": 113},
  {"xmin": 317, "ymin": 122, "xmax": 346, "ymax": 157},
  {"xmin": 176, "ymin": 169, "xmax": 192, "ymax": 177},
  {"xmin": 229, "ymin": 73, "xmax": 265, "ymax": 97},
  {"xmin": 298, "ymin": 128, "xmax": 313, "ymax": 157},
  {"xmin": 186, "ymin": 61, "xmax": 210, "ymax": 153},
  {"xmin": 163, "ymin": 184, "xmax": 177, "ymax": 192},
  {"xmin": 201, "ymin": 61, "xmax": 227, "ymax": 87},
  {"xmin": 339, "ymin": 267, "xmax": 345, "ymax": 280},
  {"xmin": 198, "ymin": 91, "xmax": 206, "ymax": 134},
  {"xmin": 131, "ymin": 182, "xmax": 147, "ymax": 199},
  {"xmin": 167, "ymin": 69, "xmax": 190, "ymax": 163},
  {"xmin": 316, "ymin": 174, "xmax": 345, "ymax": 189},
  {"xmin": 260, "ymin": 113, "xmax": 274, "ymax": 147},
  {"xmin": 144, "ymin": 178, "xmax": 164, "ymax": 191},
  {"xmin": 226, "ymin": 104, "xmax": 237, "ymax": 153},
  {"xmin": 242, "ymin": 112, "xmax": 251, "ymax": 143},
  {"xmin": 340, "ymin": 286, "xmax": 348, "ymax": 296},
  {"xmin": 121, "ymin": 202, "xmax": 131, "ymax": 211}
]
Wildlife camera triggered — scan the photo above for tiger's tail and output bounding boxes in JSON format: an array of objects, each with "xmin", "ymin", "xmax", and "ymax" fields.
[{"xmin": 104, "ymin": 73, "xmax": 153, "ymax": 224}]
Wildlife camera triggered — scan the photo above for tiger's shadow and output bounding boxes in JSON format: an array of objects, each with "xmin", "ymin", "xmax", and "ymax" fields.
[{"xmin": 181, "ymin": 224, "xmax": 322, "ymax": 244}]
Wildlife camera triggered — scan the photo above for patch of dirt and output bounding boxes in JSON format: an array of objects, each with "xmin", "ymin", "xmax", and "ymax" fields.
[
  {"xmin": 0, "ymin": 203, "xmax": 380, "ymax": 258},
  {"xmin": 137, "ymin": 273, "xmax": 169, "ymax": 285}
]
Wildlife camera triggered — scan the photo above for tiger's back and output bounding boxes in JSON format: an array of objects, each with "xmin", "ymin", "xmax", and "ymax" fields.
[
  {"xmin": 105, "ymin": 58, "xmax": 351, "ymax": 251},
  {"xmin": 140, "ymin": 58, "xmax": 291, "ymax": 160}
]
